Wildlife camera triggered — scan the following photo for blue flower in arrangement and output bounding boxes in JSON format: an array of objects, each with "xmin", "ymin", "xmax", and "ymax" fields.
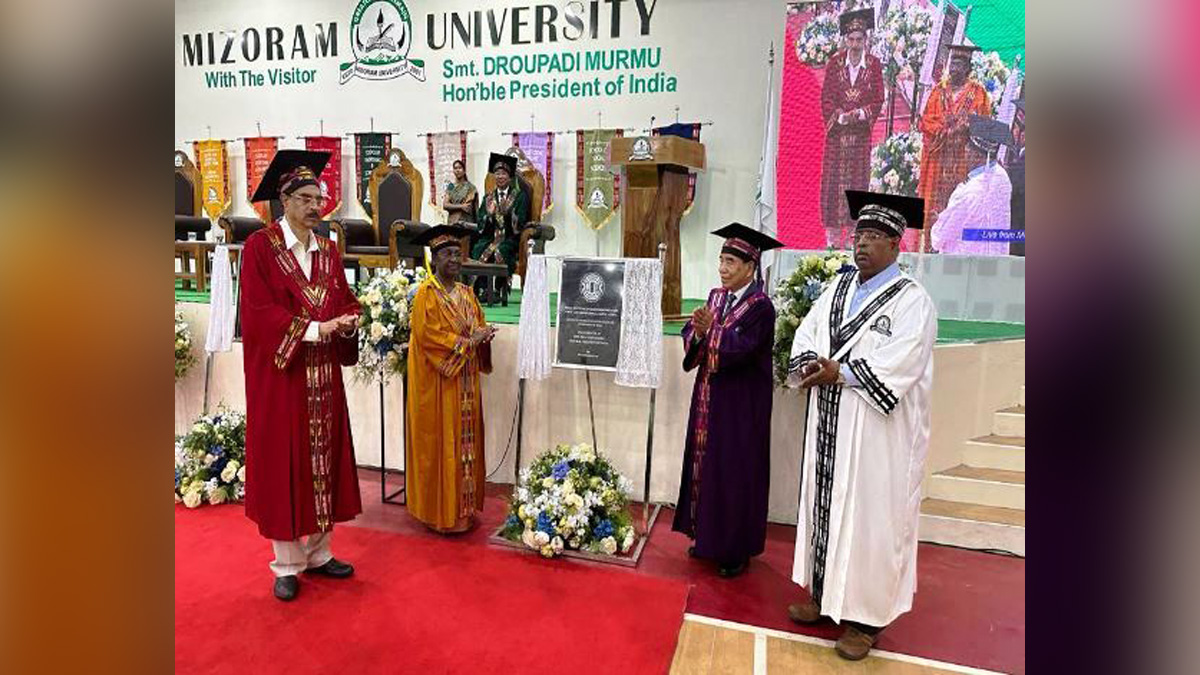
[
  {"xmin": 594, "ymin": 519, "xmax": 614, "ymax": 539},
  {"xmin": 551, "ymin": 461, "xmax": 570, "ymax": 481},
  {"xmin": 536, "ymin": 512, "xmax": 556, "ymax": 536},
  {"xmin": 505, "ymin": 514, "xmax": 520, "ymax": 529},
  {"xmin": 838, "ymin": 263, "xmax": 856, "ymax": 274},
  {"xmin": 803, "ymin": 279, "xmax": 824, "ymax": 301},
  {"xmin": 375, "ymin": 339, "xmax": 394, "ymax": 356},
  {"xmin": 209, "ymin": 444, "xmax": 225, "ymax": 460},
  {"xmin": 175, "ymin": 468, "xmax": 181, "ymax": 490}
]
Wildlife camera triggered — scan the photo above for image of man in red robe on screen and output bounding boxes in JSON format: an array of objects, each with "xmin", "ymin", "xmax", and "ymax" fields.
[
  {"xmin": 819, "ymin": 8, "xmax": 885, "ymax": 250},
  {"xmin": 241, "ymin": 150, "xmax": 363, "ymax": 602}
]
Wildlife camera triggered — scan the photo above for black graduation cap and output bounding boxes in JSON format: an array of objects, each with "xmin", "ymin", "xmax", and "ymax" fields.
[
  {"xmin": 711, "ymin": 222, "xmax": 783, "ymax": 263},
  {"xmin": 838, "ymin": 8, "xmax": 875, "ymax": 35},
  {"xmin": 845, "ymin": 190, "xmax": 925, "ymax": 236},
  {"xmin": 410, "ymin": 224, "xmax": 475, "ymax": 253},
  {"xmin": 968, "ymin": 115, "xmax": 1015, "ymax": 151},
  {"xmin": 946, "ymin": 43, "xmax": 981, "ymax": 58},
  {"xmin": 249, "ymin": 149, "xmax": 331, "ymax": 203},
  {"xmin": 488, "ymin": 152, "xmax": 517, "ymax": 176}
]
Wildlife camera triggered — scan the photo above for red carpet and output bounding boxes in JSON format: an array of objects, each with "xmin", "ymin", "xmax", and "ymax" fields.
[{"xmin": 175, "ymin": 505, "xmax": 689, "ymax": 675}]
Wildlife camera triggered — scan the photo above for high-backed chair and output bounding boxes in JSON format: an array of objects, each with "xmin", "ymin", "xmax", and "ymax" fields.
[
  {"xmin": 335, "ymin": 147, "xmax": 426, "ymax": 273},
  {"xmin": 175, "ymin": 151, "xmax": 210, "ymax": 290}
]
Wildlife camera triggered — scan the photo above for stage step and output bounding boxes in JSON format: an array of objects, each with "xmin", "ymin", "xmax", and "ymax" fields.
[
  {"xmin": 963, "ymin": 434, "xmax": 1025, "ymax": 472},
  {"xmin": 927, "ymin": 464, "xmax": 1025, "ymax": 509},
  {"xmin": 993, "ymin": 405, "xmax": 1025, "ymax": 437},
  {"xmin": 919, "ymin": 498, "xmax": 1025, "ymax": 556}
]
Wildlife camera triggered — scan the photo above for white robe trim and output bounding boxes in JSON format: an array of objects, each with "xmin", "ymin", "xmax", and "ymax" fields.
[{"xmin": 787, "ymin": 270, "xmax": 937, "ymax": 626}]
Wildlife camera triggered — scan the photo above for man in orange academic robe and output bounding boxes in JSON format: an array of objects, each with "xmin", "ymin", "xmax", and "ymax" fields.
[
  {"xmin": 241, "ymin": 150, "xmax": 363, "ymax": 601},
  {"xmin": 917, "ymin": 44, "xmax": 992, "ymax": 251},
  {"xmin": 405, "ymin": 225, "xmax": 497, "ymax": 533}
]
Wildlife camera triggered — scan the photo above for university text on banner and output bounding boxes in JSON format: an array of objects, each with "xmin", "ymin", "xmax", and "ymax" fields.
[{"xmin": 576, "ymin": 129, "xmax": 622, "ymax": 230}]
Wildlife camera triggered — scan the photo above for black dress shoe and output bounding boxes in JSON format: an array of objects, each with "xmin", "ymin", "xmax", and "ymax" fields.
[
  {"xmin": 717, "ymin": 560, "xmax": 748, "ymax": 578},
  {"xmin": 273, "ymin": 575, "xmax": 299, "ymax": 601},
  {"xmin": 305, "ymin": 558, "xmax": 354, "ymax": 578}
]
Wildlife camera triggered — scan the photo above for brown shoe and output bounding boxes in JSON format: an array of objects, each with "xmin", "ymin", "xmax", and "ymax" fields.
[
  {"xmin": 786, "ymin": 599, "xmax": 821, "ymax": 624},
  {"xmin": 835, "ymin": 625, "xmax": 878, "ymax": 661}
]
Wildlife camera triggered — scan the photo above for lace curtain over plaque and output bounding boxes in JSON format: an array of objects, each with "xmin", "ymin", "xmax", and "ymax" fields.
[
  {"xmin": 614, "ymin": 258, "xmax": 663, "ymax": 388},
  {"xmin": 205, "ymin": 245, "xmax": 235, "ymax": 354},
  {"xmin": 516, "ymin": 254, "xmax": 551, "ymax": 380}
]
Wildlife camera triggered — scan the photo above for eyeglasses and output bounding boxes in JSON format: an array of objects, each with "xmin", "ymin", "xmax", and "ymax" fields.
[
  {"xmin": 289, "ymin": 193, "xmax": 328, "ymax": 207},
  {"xmin": 852, "ymin": 231, "xmax": 895, "ymax": 244}
]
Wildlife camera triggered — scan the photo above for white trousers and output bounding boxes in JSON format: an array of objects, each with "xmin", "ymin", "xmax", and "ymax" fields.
[{"xmin": 269, "ymin": 530, "xmax": 334, "ymax": 577}]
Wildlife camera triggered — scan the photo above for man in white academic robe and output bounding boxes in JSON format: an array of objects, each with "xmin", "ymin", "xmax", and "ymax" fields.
[
  {"xmin": 930, "ymin": 115, "xmax": 1015, "ymax": 256},
  {"xmin": 786, "ymin": 190, "xmax": 937, "ymax": 661}
]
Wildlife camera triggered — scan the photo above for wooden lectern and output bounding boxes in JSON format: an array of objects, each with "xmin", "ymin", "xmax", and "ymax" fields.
[{"xmin": 609, "ymin": 135, "xmax": 706, "ymax": 317}]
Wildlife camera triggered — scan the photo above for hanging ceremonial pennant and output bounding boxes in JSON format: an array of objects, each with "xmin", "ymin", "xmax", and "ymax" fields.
[
  {"xmin": 512, "ymin": 131, "xmax": 555, "ymax": 215},
  {"xmin": 576, "ymin": 128, "xmax": 622, "ymax": 230},
  {"xmin": 304, "ymin": 135, "xmax": 342, "ymax": 219},
  {"xmin": 353, "ymin": 132, "xmax": 391, "ymax": 216},
  {"xmin": 652, "ymin": 122, "xmax": 702, "ymax": 214},
  {"xmin": 243, "ymin": 137, "xmax": 278, "ymax": 222},
  {"xmin": 192, "ymin": 139, "xmax": 231, "ymax": 221},
  {"xmin": 426, "ymin": 131, "xmax": 467, "ymax": 208}
]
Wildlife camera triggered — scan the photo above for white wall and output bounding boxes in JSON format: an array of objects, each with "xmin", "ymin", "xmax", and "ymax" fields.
[
  {"xmin": 175, "ymin": 0, "xmax": 782, "ymax": 297},
  {"xmin": 176, "ymin": 302, "xmax": 1025, "ymax": 524}
]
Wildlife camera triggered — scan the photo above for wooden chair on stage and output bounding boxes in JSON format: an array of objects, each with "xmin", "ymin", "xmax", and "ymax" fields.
[
  {"xmin": 332, "ymin": 147, "xmax": 425, "ymax": 275},
  {"xmin": 174, "ymin": 151, "xmax": 211, "ymax": 291}
]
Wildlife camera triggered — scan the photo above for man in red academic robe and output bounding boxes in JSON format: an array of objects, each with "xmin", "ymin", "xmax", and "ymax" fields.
[
  {"xmin": 819, "ymin": 8, "xmax": 885, "ymax": 249},
  {"xmin": 241, "ymin": 150, "xmax": 363, "ymax": 601}
]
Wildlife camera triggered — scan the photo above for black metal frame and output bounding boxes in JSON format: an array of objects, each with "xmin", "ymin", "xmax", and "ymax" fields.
[{"xmin": 379, "ymin": 375, "xmax": 407, "ymax": 504}]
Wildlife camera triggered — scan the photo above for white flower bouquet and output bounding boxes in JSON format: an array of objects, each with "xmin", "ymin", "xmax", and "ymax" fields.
[
  {"xmin": 771, "ymin": 251, "xmax": 853, "ymax": 386},
  {"xmin": 795, "ymin": 11, "xmax": 841, "ymax": 67},
  {"xmin": 971, "ymin": 50, "xmax": 1015, "ymax": 115},
  {"xmin": 869, "ymin": 131, "xmax": 923, "ymax": 197},
  {"xmin": 874, "ymin": 6, "xmax": 934, "ymax": 83},
  {"xmin": 355, "ymin": 267, "xmax": 427, "ymax": 383},
  {"xmin": 175, "ymin": 308, "xmax": 196, "ymax": 380},
  {"xmin": 175, "ymin": 408, "xmax": 246, "ymax": 507},
  {"xmin": 500, "ymin": 443, "xmax": 637, "ymax": 558}
]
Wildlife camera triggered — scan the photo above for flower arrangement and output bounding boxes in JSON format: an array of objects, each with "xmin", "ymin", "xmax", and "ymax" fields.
[
  {"xmin": 355, "ymin": 267, "xmax": 427, "ymax": 383},
  {"xmin": 772, "ymin": 251, "xmax": 854, "ymax": 386},
  {"xmin": 971, "ymin": 50, "xmax": 1015, "ymax": 115},
  {"xmin": 175, "ymin": 308, "xmax": 196, "ymax": 380},
  {"xmin": 795, "ymin": 11, "xmax": 841, "ymax": 67},
  {"xmin": 176, "ymin": 408, "xmax": 246, "ymax": 508},
  {"xmin": 874, "ymin": 5, "xmax": 934, "ymax": 84},
  {"xmin": 869, "ymin": 131, "xmax": 924, "ymax": 197},
  {"xmin": 500, "ymin": 443, "xmax": 637, "ymax": 558}
]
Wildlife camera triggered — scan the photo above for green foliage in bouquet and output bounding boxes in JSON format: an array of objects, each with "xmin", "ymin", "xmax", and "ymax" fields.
[
  {"xmin": 771, "ymin": 252, "xmax": 853, "ymax": 386},
  {"xmin": 500, "ymin": 443, "xmax": 637, "ymax": 558}
]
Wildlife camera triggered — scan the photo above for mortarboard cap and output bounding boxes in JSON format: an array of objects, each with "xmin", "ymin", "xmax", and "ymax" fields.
[
  {"xmin": 839, "ymin": 8, "xmax": 875, "ymax": 35},
  {"xmin": 968, "ymin": 115, "xmax": 1015, "ymax": 152},
  {"xmin": 711, "ymin": 222, "xmax": 784, "ymax": 263},
  {"xmin": 250, "ymin": 149, "xmax": 330, "ymax": 203},
  {"xmin": 410, "ymin": 224, "xmax": 475, "ymax": 253},
  {"xmin": 846, "ymin": 190, "xmax": 925, "ymax": 236},
  {"xmin": 489, "ymin": 152, "xmax": 517, "ymax": 176},
  {"xmin": 946, "ymin": 43, "xmax": 981, "ymax": 58}
]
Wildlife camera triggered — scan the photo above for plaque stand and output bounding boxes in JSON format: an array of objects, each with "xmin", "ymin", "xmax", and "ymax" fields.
[
  {"xmin": 503, "ymin": 244, "xmax": 666, "ymax": 566},
  {"xmin": 379, "ymin": 374, "xmax": 406, "ymax": 505}
]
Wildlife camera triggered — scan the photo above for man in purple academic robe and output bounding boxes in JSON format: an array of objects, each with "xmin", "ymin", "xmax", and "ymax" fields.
[{"xmin": 673, "ymin": 223, "xmax": 783, "ymax": 578}]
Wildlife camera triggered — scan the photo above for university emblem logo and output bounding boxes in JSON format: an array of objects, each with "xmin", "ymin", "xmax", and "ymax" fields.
[
  {"xmin": 870, "ymin": 315, "xmax": 893, "ymax": 337},
  {"xmin": 629, "ymin": 136, "xmax": 654, "ymax": 161},
  {"xmin": 587, "ymin": 187, "xmax": 608, "ymax": 209},
  {"xmin": 340, "ymin": 0, "xmax": 426, "ymax": 84},
  {"xmin": 579, "ymin": 272, "xmax": 605, "ymax": 303}
]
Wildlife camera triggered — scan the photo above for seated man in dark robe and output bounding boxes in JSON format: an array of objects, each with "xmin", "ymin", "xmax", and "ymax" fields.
[
  {"xmin": 673, "ymin": 223, "xmax": 783, "ymax": 578},
  {"xmin": 472, "ymin": 152, "xmax": 529, "ymax": 301}
]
